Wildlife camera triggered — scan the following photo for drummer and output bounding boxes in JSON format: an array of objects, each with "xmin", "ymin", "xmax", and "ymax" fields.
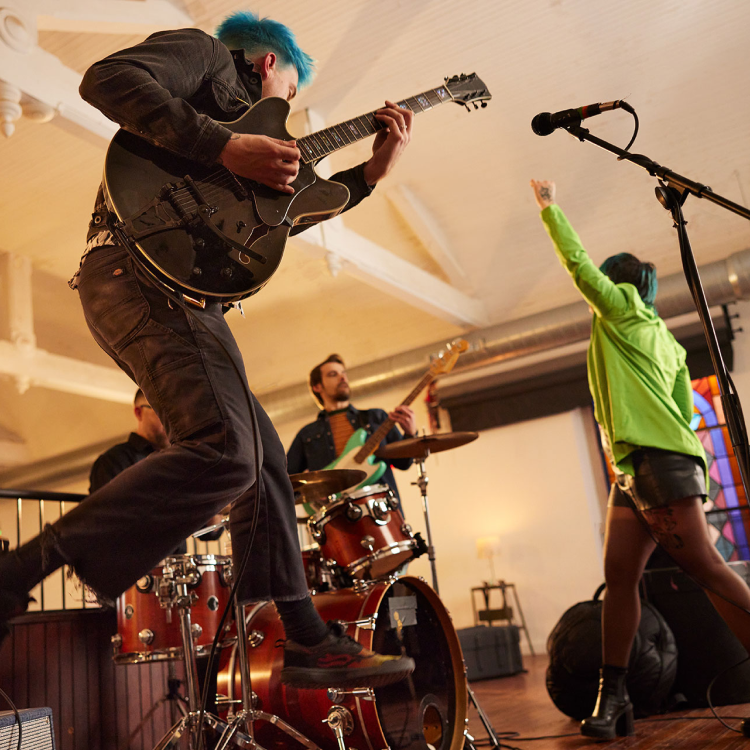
[
  {"xmin": 286, "ymin": 354, "xmax": 417, "ymax": 509},
  {"xmin": 89, "ymin": 389, "xmax": 224, "ymax": 552}
]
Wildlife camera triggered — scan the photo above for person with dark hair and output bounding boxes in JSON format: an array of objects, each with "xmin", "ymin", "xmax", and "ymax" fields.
[
  {"xmin": 287, "ymin": 354, "xmax": 416, "ymax": 505},
  {"xmin": 531, "ymin": 179, "xmax": 750, "ymax": 740},
  {"xmin": 89, "ymin": 390, "xmax": 223, "ymax": 553},
  {"xmin": 89, "ymin": 389, "xmax": 169, "ymax": 494},
  {"xmin": 0, "ymin": 11, "xmax": 416, "ymax": 689}
]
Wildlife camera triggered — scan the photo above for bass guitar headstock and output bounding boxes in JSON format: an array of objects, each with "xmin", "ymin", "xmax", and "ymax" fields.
[
  {"xmin": 444, "ymin": 73, "xmax": 492, "ymax": 111},
  {"xmin": 430, "ymin": 338, "xmax": 469, "ymax": 377}
]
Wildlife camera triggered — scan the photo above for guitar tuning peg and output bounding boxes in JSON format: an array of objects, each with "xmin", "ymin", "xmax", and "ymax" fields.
[
  {"xmin": 464, "ymin": 103, "xmax": 471, "ymax": 112},
  {"xmin": 473, "ymin": 102, "xmax": 479, "ymax": 110},
  {"xmin": 481, "ymin": 102, "xmax": 488, "ymax": 108}
]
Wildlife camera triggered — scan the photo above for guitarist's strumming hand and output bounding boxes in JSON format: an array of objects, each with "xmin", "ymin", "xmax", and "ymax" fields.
[
  {"xmin": 218, "ymin": 133, "xmax": 301, "ymax": 194},
  {"xmin": 363, "ymin": 100, "xmax": 414, "ymax": 186},
  {"xmin": 389, "ymin": 405, "xmax": 417, "ymax": 438}
]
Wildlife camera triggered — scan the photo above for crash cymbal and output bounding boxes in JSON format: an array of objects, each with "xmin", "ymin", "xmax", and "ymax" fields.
[
  {"xmin": 289, "ymin": 469, "xmax": 367, "ymax": 505},
  {"xmin": 375, "ymin": 431, "xmax": 479, "ymax": 460}
]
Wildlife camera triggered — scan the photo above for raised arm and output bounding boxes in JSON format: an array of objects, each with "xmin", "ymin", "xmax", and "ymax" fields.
[{"xmin": 530, "ymin": 180, "xmax": 628, "ymax": 318}]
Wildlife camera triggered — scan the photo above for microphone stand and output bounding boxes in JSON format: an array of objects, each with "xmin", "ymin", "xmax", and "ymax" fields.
[{"xmin": 559, "ymin": 122, "xmax": 750, "ymax": 501}]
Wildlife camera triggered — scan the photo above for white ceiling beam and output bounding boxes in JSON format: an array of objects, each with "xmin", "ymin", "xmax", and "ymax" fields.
[
  {"xmin": 387, "ymin": 184, "xmax": 470, "ymax": 289},
  {"xmin": 291, "ymin": 219, "xmax": 489, "ymax": 328},
  {"xmin": 289, "ymin": 107, "xmax": 487, "ymax": 328},
  {"xmin": 0, "ymin": 5, "xmax": 117, "ymax": 144},
  {"xmin": 0, "ymin": 341, "xmax": 135, "ymax": 403},
  {"xmin": 35, "ymin": 0, "xmax": 192, "ymax": 34}
]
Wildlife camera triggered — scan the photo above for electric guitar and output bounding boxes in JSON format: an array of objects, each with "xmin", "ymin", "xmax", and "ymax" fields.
[
  {"xmin": 102, "ymin": 75, "xmax": 491, "ymax": 306},
  {"xmin": 321, "ymin": 338, "xmax": 469, "ymax": 497}
]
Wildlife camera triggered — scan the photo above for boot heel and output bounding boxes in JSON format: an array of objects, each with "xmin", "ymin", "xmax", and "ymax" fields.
[{"xmin": 616, "ymin": 705, "xmax": 635, "ymax": 737}]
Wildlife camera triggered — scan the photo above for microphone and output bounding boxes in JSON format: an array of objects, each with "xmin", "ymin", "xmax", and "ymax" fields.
[{"xmin": 531, "ymin": 100, "xmax": 627, "ymax": 136}]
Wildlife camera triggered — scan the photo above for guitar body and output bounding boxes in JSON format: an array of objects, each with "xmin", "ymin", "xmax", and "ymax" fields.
[
  {"xmin": 103, "ymin": 97, "xmax": 351, "ymax": 302},
  {"xmin": 325, "ymin": 429, "xmax": 388, "ymax": 490}
]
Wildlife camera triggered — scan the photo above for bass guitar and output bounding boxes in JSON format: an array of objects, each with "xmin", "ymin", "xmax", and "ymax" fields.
[
  {"xmin": 319, "ymin": 338, "xmax": 469, "ymax": 502},
  {"xmin": 102, "ymin": 75, "xmax": 491, "ymax": 305}
]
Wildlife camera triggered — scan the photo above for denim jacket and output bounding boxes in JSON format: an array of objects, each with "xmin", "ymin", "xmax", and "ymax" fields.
[
  {"xmin": 80, "ymin": 28, "xmax": 373, "ymax": 221},
  {"xmin": 286, "ymin": 405, "xmax": 413, "ymax": 501}
]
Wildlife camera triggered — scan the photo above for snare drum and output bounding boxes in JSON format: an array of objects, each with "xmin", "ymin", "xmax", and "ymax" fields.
[
  {"xmin": 111, "ymin": 554, "xmax": 235, "ymax": 664},
  {"xmin": 309, "ymin": 484, "xmax": 419, "ymax": 580}
]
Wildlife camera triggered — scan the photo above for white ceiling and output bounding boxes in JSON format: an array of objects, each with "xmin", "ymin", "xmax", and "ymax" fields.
[{"xmin": 3, "ymin": 0, "xmax": 750, "ymax": 398}]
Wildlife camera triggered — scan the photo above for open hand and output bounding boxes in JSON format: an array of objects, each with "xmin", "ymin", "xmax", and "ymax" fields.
[
  {"xmin": 530, "ymin": 179, "xmax": 556, "ymax": 210},
  {"xmin": 218, "ymin": 133, "xmax": 301, "ymax": 193}
]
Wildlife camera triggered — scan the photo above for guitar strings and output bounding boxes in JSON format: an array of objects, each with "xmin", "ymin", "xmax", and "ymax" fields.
[{"xmin": 162, "ymin": 89, "xmax": 449, "ymax": 214}]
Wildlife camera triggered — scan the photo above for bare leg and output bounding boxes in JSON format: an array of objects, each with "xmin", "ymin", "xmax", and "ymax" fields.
[
  {"xmin": 643, "ymin": 497, "xmax": 750, "ymax": 653},
  {"xmin": 601, "ymin": 505, "xmax": 656, "ymax": 666}
]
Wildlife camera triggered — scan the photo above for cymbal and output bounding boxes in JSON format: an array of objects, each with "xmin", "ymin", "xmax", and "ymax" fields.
[
  {"xmin": 289, "ymin": 469, "xmax": 367, "ymax": 505},
  {"xmin": 375, "ymin": 431, "xmax": 479, "ymax": 460}
]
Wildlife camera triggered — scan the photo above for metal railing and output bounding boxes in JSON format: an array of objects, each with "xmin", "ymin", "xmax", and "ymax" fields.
[{"xmin": 0, "ymin": 488, "xmax": 226, "ymax": 612}]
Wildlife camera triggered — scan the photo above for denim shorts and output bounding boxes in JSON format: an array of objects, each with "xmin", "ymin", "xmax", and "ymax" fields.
[{"xmin": 608, "ymin": 448, "xmax": 706, "ymax": 511}]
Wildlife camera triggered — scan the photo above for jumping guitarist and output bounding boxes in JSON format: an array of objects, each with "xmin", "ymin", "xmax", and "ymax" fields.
[{"xmin": 287, "ymin": 354, "xmax": 417, "ymax": 508}]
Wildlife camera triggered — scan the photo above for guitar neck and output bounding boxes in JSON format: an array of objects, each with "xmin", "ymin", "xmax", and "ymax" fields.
[
  {"xmin": 354, "ymin": 370, "xmax": 435, "ymax": 464},
  {"xmin": 297, "ymin": 85, "xmax": 454, "ymax": 164}
]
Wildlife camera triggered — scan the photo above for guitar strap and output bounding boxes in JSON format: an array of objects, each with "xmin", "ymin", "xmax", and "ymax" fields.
[{"xmin": 356, "ymin": 409, "xmax": 372, "ymax": 435}]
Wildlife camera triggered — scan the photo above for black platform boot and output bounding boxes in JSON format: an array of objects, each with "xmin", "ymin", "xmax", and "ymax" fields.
[{"xmin": 580, "ymin": 665, "xmax": 635, "ymax": 740}]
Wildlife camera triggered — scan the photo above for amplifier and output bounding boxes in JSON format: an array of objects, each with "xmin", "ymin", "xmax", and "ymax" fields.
[{"xmin": 0, "ymin": 707, "xmax": 55, "ymax": 749}]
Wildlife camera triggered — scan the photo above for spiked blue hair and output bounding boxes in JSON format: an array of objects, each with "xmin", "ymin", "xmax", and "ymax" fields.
[
  {"xmin": 215, "ymin": 11, "xmax": 315, "ymax": 88},
  {"xmin": 599, "ymin": 252, "xmax": 658, "ymax": 307}
]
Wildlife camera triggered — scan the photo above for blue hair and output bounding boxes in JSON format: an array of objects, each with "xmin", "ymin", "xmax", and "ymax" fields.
[
  {"xmin": 599, "ymin": 252, "xmax": 658, "ymax": 307},
  {"xmin": 215, "ymin": 11, "xmax": 315, "ymax": 88}
]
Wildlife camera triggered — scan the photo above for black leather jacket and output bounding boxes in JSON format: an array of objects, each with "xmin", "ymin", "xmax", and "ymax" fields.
[{"xmin": 79, "ymin": 28, "xmax": 373, "ymax": 219}]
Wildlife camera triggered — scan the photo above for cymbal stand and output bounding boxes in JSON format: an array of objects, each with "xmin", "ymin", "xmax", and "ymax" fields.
[
  {"xmin": 411, "ymin": 455, "xmax": 502, "ymax": 750},
  {"xmin": 412, "ymin": 454, "xmax": 440, "ymax": 595},
  {"xmin": 151, "ymin": 570, "xmax": 217, "ymax": 750}
]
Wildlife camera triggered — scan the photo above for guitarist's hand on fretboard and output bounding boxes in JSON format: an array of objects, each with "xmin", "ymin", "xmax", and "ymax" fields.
[
  {"xmin": 362, "ymin": 100, "xmax": 414, "ymax": 186},
  {"xmin": 389, "ymin": 405, "xmax": 417, "ymax": 437},
  {"xmin": 217, "ymin": 133, "xmax": 301, "ymax": 193}
]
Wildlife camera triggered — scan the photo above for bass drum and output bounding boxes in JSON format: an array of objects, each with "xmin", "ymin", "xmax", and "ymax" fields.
[{"xmin": 217, "ymin": 576, "xmax": 467, "ymax": 750}]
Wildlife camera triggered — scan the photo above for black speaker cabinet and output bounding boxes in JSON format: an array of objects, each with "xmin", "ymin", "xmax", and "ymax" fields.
[
  {"xmin": 641, "ymin": 561, "xmax": 750, "ymax": 706},
  {"xmin": 0, "ymin": 707, "xmax": 55, "ymax": 749}
]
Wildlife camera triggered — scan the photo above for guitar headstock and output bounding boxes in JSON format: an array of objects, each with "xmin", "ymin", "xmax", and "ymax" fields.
[
  {"xmin": 430, "ymin": 338, "xmax": 470, "ymax": 376},
  {"xmin": 444, "ymin": 73, "xmax": 492, "ymax": 111}
]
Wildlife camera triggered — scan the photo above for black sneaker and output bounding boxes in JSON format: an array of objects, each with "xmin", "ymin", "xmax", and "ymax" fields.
[{"xmin": 281, "ymin": 621, "xmax": 415, "ymax": 689}]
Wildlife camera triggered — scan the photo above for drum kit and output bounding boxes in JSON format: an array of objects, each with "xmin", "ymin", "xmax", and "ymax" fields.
[{"xmin": 110, "ymin": 431, "xmax": 501, "ymax": 750}]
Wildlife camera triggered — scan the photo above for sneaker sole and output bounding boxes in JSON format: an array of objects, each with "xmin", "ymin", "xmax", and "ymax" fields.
[{"xmin": 280, "ymin": 657, "xmax": 415, "ymax": 690}]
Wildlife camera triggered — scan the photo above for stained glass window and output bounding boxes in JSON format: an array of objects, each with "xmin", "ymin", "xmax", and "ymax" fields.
[
  {"xmin": 692, "ymin": 375, "xmax": 749, "ymax": 561},
  {"xmin": 596, "ymin": 374, "xmax": 750, "ymax": 561}
]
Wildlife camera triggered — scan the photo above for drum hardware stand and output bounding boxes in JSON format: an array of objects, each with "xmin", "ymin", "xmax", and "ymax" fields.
[
  {"xmin": 411, "ymin": 455, "xmax": 502, "ymax": 750},
  {"xmin": 323, "ymin": 706, "xmax": 355, "ymax": 750},
  {"xmin": 213, "ymin": 600, "xmax": 323, "ymax": 750},
  {"xmin": 412, "ymin": 455, "xmax": 440, "ymax": 595},
  {"xmin": 326, "ymin": 687, "xmax": 375, "ymax": 704}
]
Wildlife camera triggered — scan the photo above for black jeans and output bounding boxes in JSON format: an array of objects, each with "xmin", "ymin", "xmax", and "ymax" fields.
[{"xmin": 54, "ymin": 244, "xmax": 307, "ymax": 603}]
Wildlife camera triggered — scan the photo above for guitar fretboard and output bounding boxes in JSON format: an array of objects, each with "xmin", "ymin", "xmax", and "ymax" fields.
[
  {"xmin": 298, "ymin": 85, "xmax": 454, "ymax": 165},
  {"xmin": 353, "ymin": 370, "xmax": 435, "ymax": 464}
]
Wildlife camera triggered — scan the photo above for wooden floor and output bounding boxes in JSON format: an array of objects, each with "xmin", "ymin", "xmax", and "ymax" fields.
[{"xmin": 468, "ymin": 655, "xmax": 750, "ymax": 750}]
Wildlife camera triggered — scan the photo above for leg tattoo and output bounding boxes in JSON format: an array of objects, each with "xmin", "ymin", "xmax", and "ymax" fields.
[{"xmin": 642, "ymin": 507, "xmax": 684, "ymax": 550}]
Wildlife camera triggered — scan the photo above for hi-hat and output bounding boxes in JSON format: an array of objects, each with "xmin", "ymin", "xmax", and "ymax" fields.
[
  {"xmin": 375, "ymin": 431, "xmax": 478, "ymax": 460},
  {"xmin": 289, "ymin": 469, "xmax": 367, "ymax": 505}
]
